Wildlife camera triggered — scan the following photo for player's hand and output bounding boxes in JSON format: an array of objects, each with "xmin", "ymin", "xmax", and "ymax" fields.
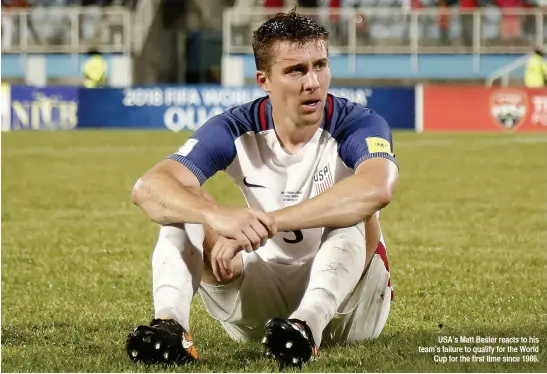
[
  {"xmin": 210, "ymin": 236, "xmax": 242, "ymax": 282},
  {"xmin": 204, "ymin": 206, "xmax": 277, "ymax": 252}
]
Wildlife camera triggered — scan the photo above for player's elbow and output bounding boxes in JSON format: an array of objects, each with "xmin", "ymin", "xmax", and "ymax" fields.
[
  {"xmin": 373, "ymin": 186, "xmax": 395, "ymax": 210},
  {"xmin": 131, "ymin": 177, "xmax": 150, "ymax": 207},
  {"xmin": 354, "ymin": 158, "xmax": 398, "ymax": 219},
  {"xmin": 363, "ymin": 180, "xmax": 397, "ymax": 216},
  {"xmin": 373, "ymin": 167, "xmax": 399, "ymax": 209}
]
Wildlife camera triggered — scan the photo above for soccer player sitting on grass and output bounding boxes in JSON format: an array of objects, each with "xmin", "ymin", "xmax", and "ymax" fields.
[{"xmin": 127, "ymin": 8, "xmax": 399, "ymax": 369}]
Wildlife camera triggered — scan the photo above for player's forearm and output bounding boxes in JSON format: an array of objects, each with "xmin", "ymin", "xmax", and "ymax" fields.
[
  {"xmin": 272, "ymin": 174, "xmax": 395, "ymax": 231},
  {"xmin": 131, "ymin": 171, "xmax": 218, "ymax": 225}
]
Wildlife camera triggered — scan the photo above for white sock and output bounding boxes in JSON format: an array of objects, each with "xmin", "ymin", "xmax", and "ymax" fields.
[
  {"xmin": 290, "ymin": 224, "xmax": 367, "ymax": 346},
  {"xmin": 152, "ymin": 225, "xmax": 203, "ymax": 332}
]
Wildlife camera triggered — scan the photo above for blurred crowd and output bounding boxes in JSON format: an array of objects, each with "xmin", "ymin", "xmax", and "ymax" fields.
[
  {"xmin": 1, "ymin": 0, "xmax": 130, "ymax": 49},
  {"xmin": 263, "ymin": 0, "xmax": 544, "ymax": 10},
  {"xmin": 260, "ymin": 0, "xmax": 545, "ymax": 46},
  {"xmin": 2, "ymin": 0, "xmax": 545, "ymax": 51}
]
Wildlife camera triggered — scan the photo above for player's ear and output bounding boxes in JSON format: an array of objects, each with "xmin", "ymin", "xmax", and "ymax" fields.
[{"xmin": 256, "ymin": 71, "xmax": 271, "ymax": 93}]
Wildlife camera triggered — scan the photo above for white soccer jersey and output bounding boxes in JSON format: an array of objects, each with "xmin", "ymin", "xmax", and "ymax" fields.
[{"xmin": 169, "ymin": 94, "xmax": 398, "ymax": 264}]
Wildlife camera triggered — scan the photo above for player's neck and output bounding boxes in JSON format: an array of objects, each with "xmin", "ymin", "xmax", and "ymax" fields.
[{"xmin": 272, "ymin": 114, "xmax": 322, "ymax": 155}]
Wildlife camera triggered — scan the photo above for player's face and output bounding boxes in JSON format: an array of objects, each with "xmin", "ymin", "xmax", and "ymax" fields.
[{"xmin": 258, "ymin": 39, "xmax": 330, "ymax": 127}]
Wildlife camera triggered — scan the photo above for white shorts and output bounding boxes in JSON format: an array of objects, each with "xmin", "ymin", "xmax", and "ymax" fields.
[{"xmin": 198, "ymin": 241, "xmax": 393, "ymax": 346}]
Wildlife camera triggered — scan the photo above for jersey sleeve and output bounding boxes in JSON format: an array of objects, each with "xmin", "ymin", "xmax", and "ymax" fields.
[
  {"xmin": 333, "ymin": 107, "xmax": 398, "ymax": 170},
  {"xmin": 166, "ymin": 114, "xmax": 237, "ymax": 185}
]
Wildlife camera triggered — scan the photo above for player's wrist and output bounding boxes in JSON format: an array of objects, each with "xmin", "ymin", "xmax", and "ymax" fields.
[
  {"xmin": 270, "ymin": 209, "xmax": 292, "ymax": 232},
  {"xmin": 201, "ymin": 202, "xmax": 221, "ymax": 226}
]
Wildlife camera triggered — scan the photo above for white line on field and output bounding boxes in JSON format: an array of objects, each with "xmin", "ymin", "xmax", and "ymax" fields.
[
  {"xmin": 3, "ymin": 137, "xmax": 547, "ymax": 155},
  {"xmin": 476, "ymin": 137, "xmax": 547, "ymax": 145},
  {"xmin": 395, "ymin": 137, "xmax": 547, "ymax": 147},
  {"xmin": 3, "ymin": 146, "xmax": 174, "ymax": 155},
  {"xmin": 395, "ymin": 140, "xmax": 453, "ymax": 147}
]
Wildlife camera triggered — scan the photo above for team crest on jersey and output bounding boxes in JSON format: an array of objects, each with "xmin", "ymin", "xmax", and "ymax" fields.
[
  {"xmin": 313, "ymin": 165, "xmax": 334, "ymax": 195},
  {"xmin": 490, "ymin": 90, "xmax": 528, "ymax": 130}
]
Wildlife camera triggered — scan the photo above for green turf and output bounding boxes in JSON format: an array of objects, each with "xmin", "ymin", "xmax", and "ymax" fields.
[{"xmin": 2, "ymin": 130, "xmax": 546, "ymax": 372}]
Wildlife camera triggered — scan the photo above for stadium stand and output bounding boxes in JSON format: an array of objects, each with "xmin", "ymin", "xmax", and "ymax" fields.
[
  {"xmin": 227, "ymin": 0, "xmax": 544, "ymax": 50},
  {"xmin": 2, "ymin": 0, "xmax": 546, "ymax": 86},
  {"xmin": 1, "ymin": 0, "xmax": 131, "ymax": 51}
]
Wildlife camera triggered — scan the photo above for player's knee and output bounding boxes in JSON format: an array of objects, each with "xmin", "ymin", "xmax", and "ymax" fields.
[
  {"xmin": 153, "ymin": 225, "xmax": 187, "ymax": 255},
  {"xmin": 152, "ymin": 225, "xmax": 204, "ymax": 273}
]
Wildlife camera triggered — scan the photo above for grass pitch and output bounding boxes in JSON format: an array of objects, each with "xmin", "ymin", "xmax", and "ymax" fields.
[{"xmin": 2, "ymin": 130, "xmax": 546, "ymax": 372}]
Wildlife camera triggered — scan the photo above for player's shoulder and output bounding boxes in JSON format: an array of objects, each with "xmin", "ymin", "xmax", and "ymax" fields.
[
  {"xmin": 328, "ymin": 95, "xmax": 389, "ymax": 136},
  {"xmin": 198, "ymin": 96, "xmax": 268, "ymax": 139}
]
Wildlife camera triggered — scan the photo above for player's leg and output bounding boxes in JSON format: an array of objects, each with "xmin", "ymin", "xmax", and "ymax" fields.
[
  {"xmin": 127, "ymin": 190, "xmax": 229, "ymax": 365},
  {"xmin": 322, "ymin": 211, "xmax": 393, "ymax": 344},
  {"xmin": 261, "ymin": 214, "xmax": 389, "ymax": 367},
  {"xmin": 126, "ymin": 223, "xmax": 203, "ymax": 365},
  {"xmin": 303, "ymin": 212, "xmax": 392, "ymax": 346},
  {"xmin": 323, "ymin": 238, "xmax": 392, "ymax": 345},
  {"xmin": 262, "ymin": 221, "xmax": 369, "ymax": 367}
]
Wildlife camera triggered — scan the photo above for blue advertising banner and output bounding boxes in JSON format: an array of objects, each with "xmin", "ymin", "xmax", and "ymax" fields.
[
  {"xmin": 8, "ymin": 86, "xmax": 79, "ymax": 130},
  {"xmin": 4, "ymin": 85, "xmax": 415, "ymax": 131},
  {"xmin": 329, "ymin": 87, "xmax": 415, "ymax": 130},
  {"xmin": 77, "ymin": 86, "xmax": 267, "ymax": 131},
  {"xmin": 78, "ymin": 86, "xmax": 415, "ymax": 131}
]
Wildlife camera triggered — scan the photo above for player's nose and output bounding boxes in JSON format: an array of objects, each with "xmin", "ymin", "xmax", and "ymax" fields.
[{"xmin": 303, "ymin": 71, "xmax": 320, "ymax": 92}]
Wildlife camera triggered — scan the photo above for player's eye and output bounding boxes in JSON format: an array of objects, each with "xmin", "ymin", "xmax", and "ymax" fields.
[
  {"xmin": 314, "ymin": 61, "xmax": 327, "ymax": 70},
  {"xmin": 288, "ymin": 67, "xmax": 305, "ymax": 75}
]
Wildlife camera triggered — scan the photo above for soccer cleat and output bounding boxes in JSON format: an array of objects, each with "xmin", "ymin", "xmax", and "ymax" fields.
[
  {"xmin": 126, "ymin": 318, "xmax": 198, "ymax": 365},
  {"xmin": 262, "ymin": 318, "xmax": 318, "ymax": 369}
]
